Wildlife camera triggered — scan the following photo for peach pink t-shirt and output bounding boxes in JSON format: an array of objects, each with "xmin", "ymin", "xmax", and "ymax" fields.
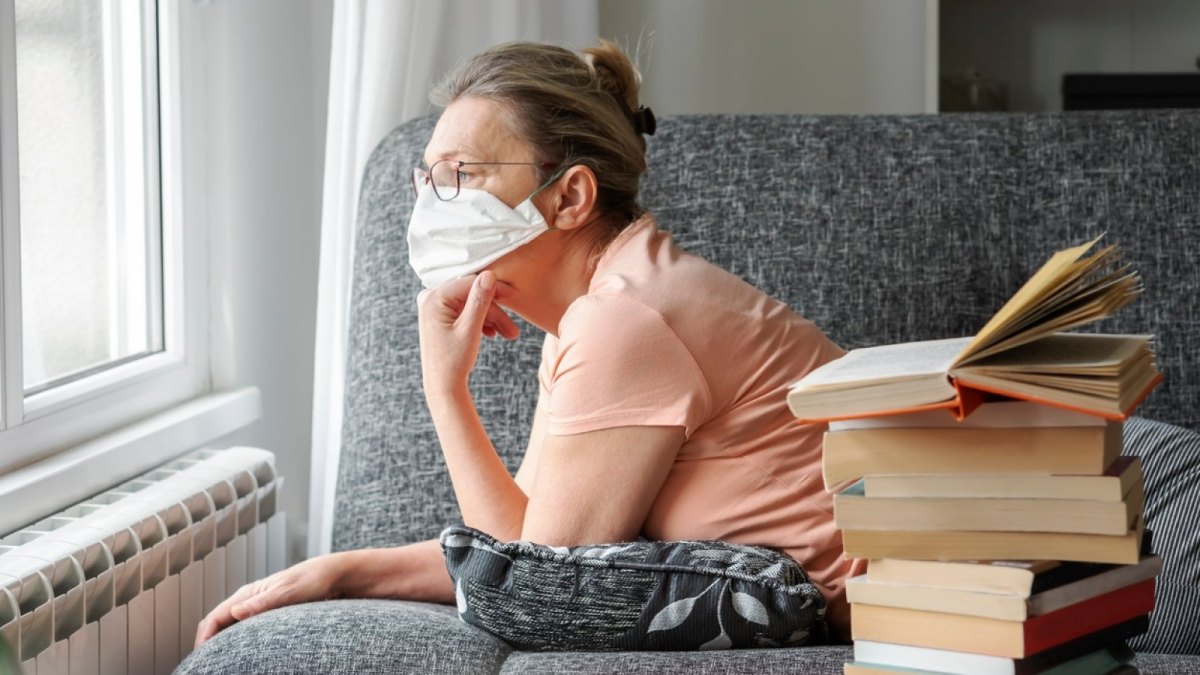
[{"xmin": 536, "ymin": 213, "xmax": 866, "ymax": 640}]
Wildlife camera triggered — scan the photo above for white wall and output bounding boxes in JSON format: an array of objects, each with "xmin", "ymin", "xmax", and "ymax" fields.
[
  {"xmin": 191, "ymin": 0, "xmax": 334, "ymax": 565},
  {"xmin": 598, "ymin": 0, "xmax": 935, "ymax": 115},
  {"xmin": 941, "ymin": 0, "xmax": 1200, "ymax": 112}
]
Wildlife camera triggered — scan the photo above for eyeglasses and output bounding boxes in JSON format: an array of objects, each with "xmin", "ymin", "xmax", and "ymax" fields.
[{"xmin": 411, "ymin": 159, "xmax": 560, "ymax": 201}]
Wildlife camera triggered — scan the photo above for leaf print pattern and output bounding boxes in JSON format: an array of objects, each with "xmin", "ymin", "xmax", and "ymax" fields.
[
  {"xmin": 647, "ymin": 580, "xmax": 718, "ymax": 632},
  {"xmin": 455, "ymin": 579, "xmax": 467, "ymax": 615},
  {"xmin": 731, "ymin": 592, "xmax": 770, "ymax": 625},
  {"xmin": 699, "ymin": 630, "xmax": 733, "ymax": 650}
]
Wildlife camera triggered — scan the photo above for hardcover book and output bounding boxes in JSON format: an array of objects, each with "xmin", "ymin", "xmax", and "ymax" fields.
[
  {"xmin": 847, "ymin": 555, "xmax": 1162, "ymax": 621},
  {"xmin": 850, "ymin": 579, "xmax": 1154, "ymax": 658},
  {"xmin": 787, "ymin": 237, "xmax": 1161, "ymax": 423},
  {"xmin": 841, "ymin": 516, "xmax": 1144, "ymax": 565},
  {"xmin": 833, "ymin": 478, "xmax": 1143, "ymax": 536},
  {"xmin": 822, "ymin": 422, "xmax": 1123, "ymax": 490},
  {"xmin": 862, "ymin": 456, "xmax": 1141, "ymax": 501}
]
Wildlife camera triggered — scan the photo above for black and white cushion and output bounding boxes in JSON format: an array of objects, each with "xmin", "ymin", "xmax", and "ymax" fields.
[
  {"xmin": 440, "ymin": 525, "xmax": 828, "ymax": 652},
  {"xmin": 1123, "ymin": 416, "xmax": 1200, "ymax": 655}
]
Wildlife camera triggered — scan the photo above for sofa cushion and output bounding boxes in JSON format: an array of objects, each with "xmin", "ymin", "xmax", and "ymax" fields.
[
  {"xmin": 175, "ymin": 599, "xmax": 510, "ymax": 675},
  {"xmin": 440, "ymin": 525, "xmax": 827, "ymax": 652},
  {"xmin": 1122, "ymin": 416, "xmax": 1200, "ymax": 655},
  {"xmin": 500, "ymin": 645, "xmax": 854, "ymax": 674},
  {"xmin": 336, "ymin": 110, "xmax": 1200, "ymax": 554},
  {"xmin": 498, "ymin": 651, "xmax": 1200, "ymax": 675}
]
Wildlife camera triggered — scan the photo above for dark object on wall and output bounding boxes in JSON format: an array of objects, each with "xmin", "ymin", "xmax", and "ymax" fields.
[
  {"xmin": 941, "ymin": 67, "xmax": 1009, "ymax": 112},
  {"xmin": 1063, "ymin": 74, "xmax": 1200, "ymax": 110}
]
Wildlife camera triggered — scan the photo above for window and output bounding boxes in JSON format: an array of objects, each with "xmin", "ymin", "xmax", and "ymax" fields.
[{"xmin": 0, "ymin": 0, "xmax": 208, "ymax": 472}]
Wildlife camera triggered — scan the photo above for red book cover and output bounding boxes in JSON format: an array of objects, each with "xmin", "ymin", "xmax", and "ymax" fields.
[{"xmin": 1024, "ymin": 578, "xmax": 1155, "ymax": 655}]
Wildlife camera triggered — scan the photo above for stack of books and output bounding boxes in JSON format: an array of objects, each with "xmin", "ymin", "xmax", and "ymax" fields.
[{"xmin": 788, "ymin": 238, "xmax": 1163, "ymax": 675}]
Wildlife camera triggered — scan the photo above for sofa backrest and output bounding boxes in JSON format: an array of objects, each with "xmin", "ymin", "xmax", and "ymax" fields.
[{"xmin": 334, "ymin": 110, "xmax": 1200, "ymax": 553}]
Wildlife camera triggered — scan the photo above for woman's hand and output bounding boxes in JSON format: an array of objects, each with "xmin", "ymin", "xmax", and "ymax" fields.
[
  {"xmin": 417, "ymin": 271, "xmax": 520, "ymax": 398},
  {"xmin": 194, "ymin": 554, "xmax": 347, "ymax": 649}
]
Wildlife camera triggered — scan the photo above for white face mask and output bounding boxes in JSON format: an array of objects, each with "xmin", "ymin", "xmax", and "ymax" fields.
[{"xmin": 406, "ymin": 185, "xmax": 551, "ymax": 289}]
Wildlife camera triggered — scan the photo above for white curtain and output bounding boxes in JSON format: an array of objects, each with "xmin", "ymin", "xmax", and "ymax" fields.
[{"xmin": 309, "ymin": 0, "xmax": 599, "ymax": 557}]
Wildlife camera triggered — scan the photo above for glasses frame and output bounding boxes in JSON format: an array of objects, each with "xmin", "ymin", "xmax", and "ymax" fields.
[{"xmin": 411, "ymin": 159, "xmax": 561, "ymax": 201}]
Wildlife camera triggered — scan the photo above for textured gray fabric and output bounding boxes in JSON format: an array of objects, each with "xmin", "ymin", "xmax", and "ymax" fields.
[
  {"xmin": 501, "ymin": 649, "xmax": 1200, "ymax": 675},
  {"xmin": 1132, "ymin": 653, "xmax": 1200, "ymax": 674},
  {"xmin": 324, "ymin": 110, "xmax": 1200, "ymax": 670},
  {"xmin": 1122, "ymin": 417, "xmax": 1200, "ymax": 655},
  {"xmin": 336, "ymin": 110, "xmax": 1200, "ymax": 552},
  {"xmin": 174, "ymin": 599, "xmax": 510, "ymax": 674},
  {"xmin": 441, "ymin": 525, "xmax": 827, "ymax": 651},
  {"xmin": 500, "ymin": 645, "xmax": 852, "ymax": 674}
]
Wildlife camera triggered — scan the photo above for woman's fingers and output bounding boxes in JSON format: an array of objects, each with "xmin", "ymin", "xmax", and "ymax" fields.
[
  {"xmin": 194, "ymin": 556, "xmax": 344, "ymax": 649},
  {"xmin": 454, "ymin": 271, "xmax": 496, "ymax": 333},
  {"xmin": 418, "ymin": 273, "xmax": 519, "ymax": 340},
  {"xmin": 483, "ymin": 303, "xmax": 520, "ymax": 339},
  {"xmin": 195, "ymin": 580, "xmax": 265, "ymax": 647}
]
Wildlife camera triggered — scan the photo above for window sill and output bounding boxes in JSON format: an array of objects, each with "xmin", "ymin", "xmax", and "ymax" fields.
[{"xmin": 0, "ymin": 387, "xmax": 261, "ymax": 535}]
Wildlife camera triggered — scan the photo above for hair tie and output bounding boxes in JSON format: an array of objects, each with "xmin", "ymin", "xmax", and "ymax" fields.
[{"xmin": 632, "ymin": 105, "xmax": 657, "ymax": 136}]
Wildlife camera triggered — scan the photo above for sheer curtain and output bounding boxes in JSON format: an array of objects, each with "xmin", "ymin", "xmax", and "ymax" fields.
[{"xmin": 309, "ymin": 0, "xmax": 599, "ymax": 557}]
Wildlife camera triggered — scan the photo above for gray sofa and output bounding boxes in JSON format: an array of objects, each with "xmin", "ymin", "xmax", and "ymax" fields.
[{"xmin": 181, "ymin": 110, "xmax": 1200, "ymax": 674}]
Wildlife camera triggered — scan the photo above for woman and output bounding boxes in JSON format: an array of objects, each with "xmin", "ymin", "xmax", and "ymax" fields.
[{"xmin": 195, "ymin": 39, "xmax": 863, "ymax": 648}]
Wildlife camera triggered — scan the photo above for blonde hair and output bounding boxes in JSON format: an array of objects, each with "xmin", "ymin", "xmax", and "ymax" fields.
[{"xmin": 432, "ymin": 40, "xmax": 652, "ymax": 237}]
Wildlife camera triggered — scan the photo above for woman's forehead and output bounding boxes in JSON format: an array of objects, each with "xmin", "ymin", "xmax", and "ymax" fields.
[{"xmin": 424, "ymin": 97, "xmax": 530, "ymax": 165}]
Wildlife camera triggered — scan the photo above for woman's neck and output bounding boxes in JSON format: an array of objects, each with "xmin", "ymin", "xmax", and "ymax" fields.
[{"xmin": 498, "ymin": 230, "xmax": 598, "ymax": 338}]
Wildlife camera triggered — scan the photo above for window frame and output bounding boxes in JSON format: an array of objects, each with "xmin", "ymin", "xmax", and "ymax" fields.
[{"xmin": 0, "ymin": 0, "xmax": 210, "ymax": 474}]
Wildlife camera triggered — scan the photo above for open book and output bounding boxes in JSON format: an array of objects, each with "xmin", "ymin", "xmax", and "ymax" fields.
[{"xmin": 787, "ymin": 236, "xmax": 1162, "ymax": 423}]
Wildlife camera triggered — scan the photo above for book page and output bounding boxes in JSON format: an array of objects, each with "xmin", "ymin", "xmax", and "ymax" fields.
[
  {"xmin": 962, "ymin": 274, "xmax": 1141, "ymax": 363},
  {"xmin": 790, "ymin": 337, "xmax": 970, "ymax": 390},
  {"xmin": 954, "ymin": 235, "xmax": 1106, "ymax": 365},
  {"xmin": 961, "ymin": 334, "xmax": 1152, "ymax": 374}
]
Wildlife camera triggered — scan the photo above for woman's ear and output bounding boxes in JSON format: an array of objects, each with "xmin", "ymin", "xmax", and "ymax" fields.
[{"xmin": 544, "ymin": 165, "xmax": 599, "ymax": 231}]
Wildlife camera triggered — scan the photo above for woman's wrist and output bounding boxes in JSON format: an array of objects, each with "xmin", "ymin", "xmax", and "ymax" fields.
[
  {"xmin": 422, "ymin": 378, "xmax": 471, "ymax": 409},
  {"xmin": 327, "ymin": 540, "xmax": 455, "ymax": 603},
  {"xmin": 423, "ymin": 381, "xmax": 474, "ymax": 419},
  {"xmin": 324, "ymin": 550, "xmax": 362, "ymax": 598}
]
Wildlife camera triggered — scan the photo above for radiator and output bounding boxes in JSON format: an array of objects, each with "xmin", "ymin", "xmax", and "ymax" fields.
[{"xmin": 0, "ymin": 446, "xmax": 286, "ymax": 675}]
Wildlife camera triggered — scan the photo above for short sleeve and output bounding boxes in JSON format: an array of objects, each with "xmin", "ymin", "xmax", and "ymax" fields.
[
  {"xmin": 537, "ymin": 332, "xmax": 557, "ymax": 405},
  {"xmin": 544, "ymin": 294, "xmax": 711, "ymax": 438}
]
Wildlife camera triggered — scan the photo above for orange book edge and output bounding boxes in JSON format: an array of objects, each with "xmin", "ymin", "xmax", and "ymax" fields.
[{"xmin": 794, "ymin": 373, "xmax": 1161, "ymax": 425}]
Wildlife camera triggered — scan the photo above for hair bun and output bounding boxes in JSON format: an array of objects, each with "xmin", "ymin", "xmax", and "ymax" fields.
[
  {"xmin": 633, "ymin": 106, "xmax": 657, "ymax": 136},
  {"xmin": 584, "ymin": 40, "xmax": 642, "ymax": 111}
]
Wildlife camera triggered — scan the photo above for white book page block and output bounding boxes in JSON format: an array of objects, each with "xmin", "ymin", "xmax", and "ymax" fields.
[
  {"xmin": 126, "ymin": 590, "xmax": 154, "ymax": 675},
  {"xmin": 153, "ymin": 575, "xmax": 180, "ymax": 675},
  {"xmin": 98, "ymin": 606, "xmax": 127, "ymax": 675},
  {"xmin": 67, "ymin": 622, "xmax": 98, "ymax": 675}
]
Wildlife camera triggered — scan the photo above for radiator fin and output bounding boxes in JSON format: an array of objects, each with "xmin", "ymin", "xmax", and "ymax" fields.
[{"xmin": 0, "ymin": 446, "xmax": 285, "ymax": 675}]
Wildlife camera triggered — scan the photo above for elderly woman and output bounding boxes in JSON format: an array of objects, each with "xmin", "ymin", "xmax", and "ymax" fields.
[{"xmin": 196, "ymin": 39, "xmax": 862, "ymax": 648}]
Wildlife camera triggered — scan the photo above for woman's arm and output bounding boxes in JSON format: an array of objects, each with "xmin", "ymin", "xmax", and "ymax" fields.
[
  {"xmin": 417, "ymin": 271, "xmax": 686, "ymax": 545},
  {"xmin": 194, "ymin": 538, "xmax": 453, "ymax": 648},
  {"xmin": 335, "ymin": 538, "xmax": 453, "ymax": 602},
  {"xmin": 522, "ymin": 424, "xmax": 683, "ymax": 545},
  {"xmin": 417, "ymin": 271, "xmax": 534, "ymax": 541},
  {"xmin": 426, "ymin": 387, "xmax": 530, "ymax": 541}
]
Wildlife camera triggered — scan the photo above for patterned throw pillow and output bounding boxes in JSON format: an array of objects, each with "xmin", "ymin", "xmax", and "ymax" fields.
[
  {"xmin": 1121, "ymin": 416, "xmax": 1200, "ymax": 654},
  {"xmin": 439, "ymin": 525, "xmax": 828, "ymax": 652}
]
